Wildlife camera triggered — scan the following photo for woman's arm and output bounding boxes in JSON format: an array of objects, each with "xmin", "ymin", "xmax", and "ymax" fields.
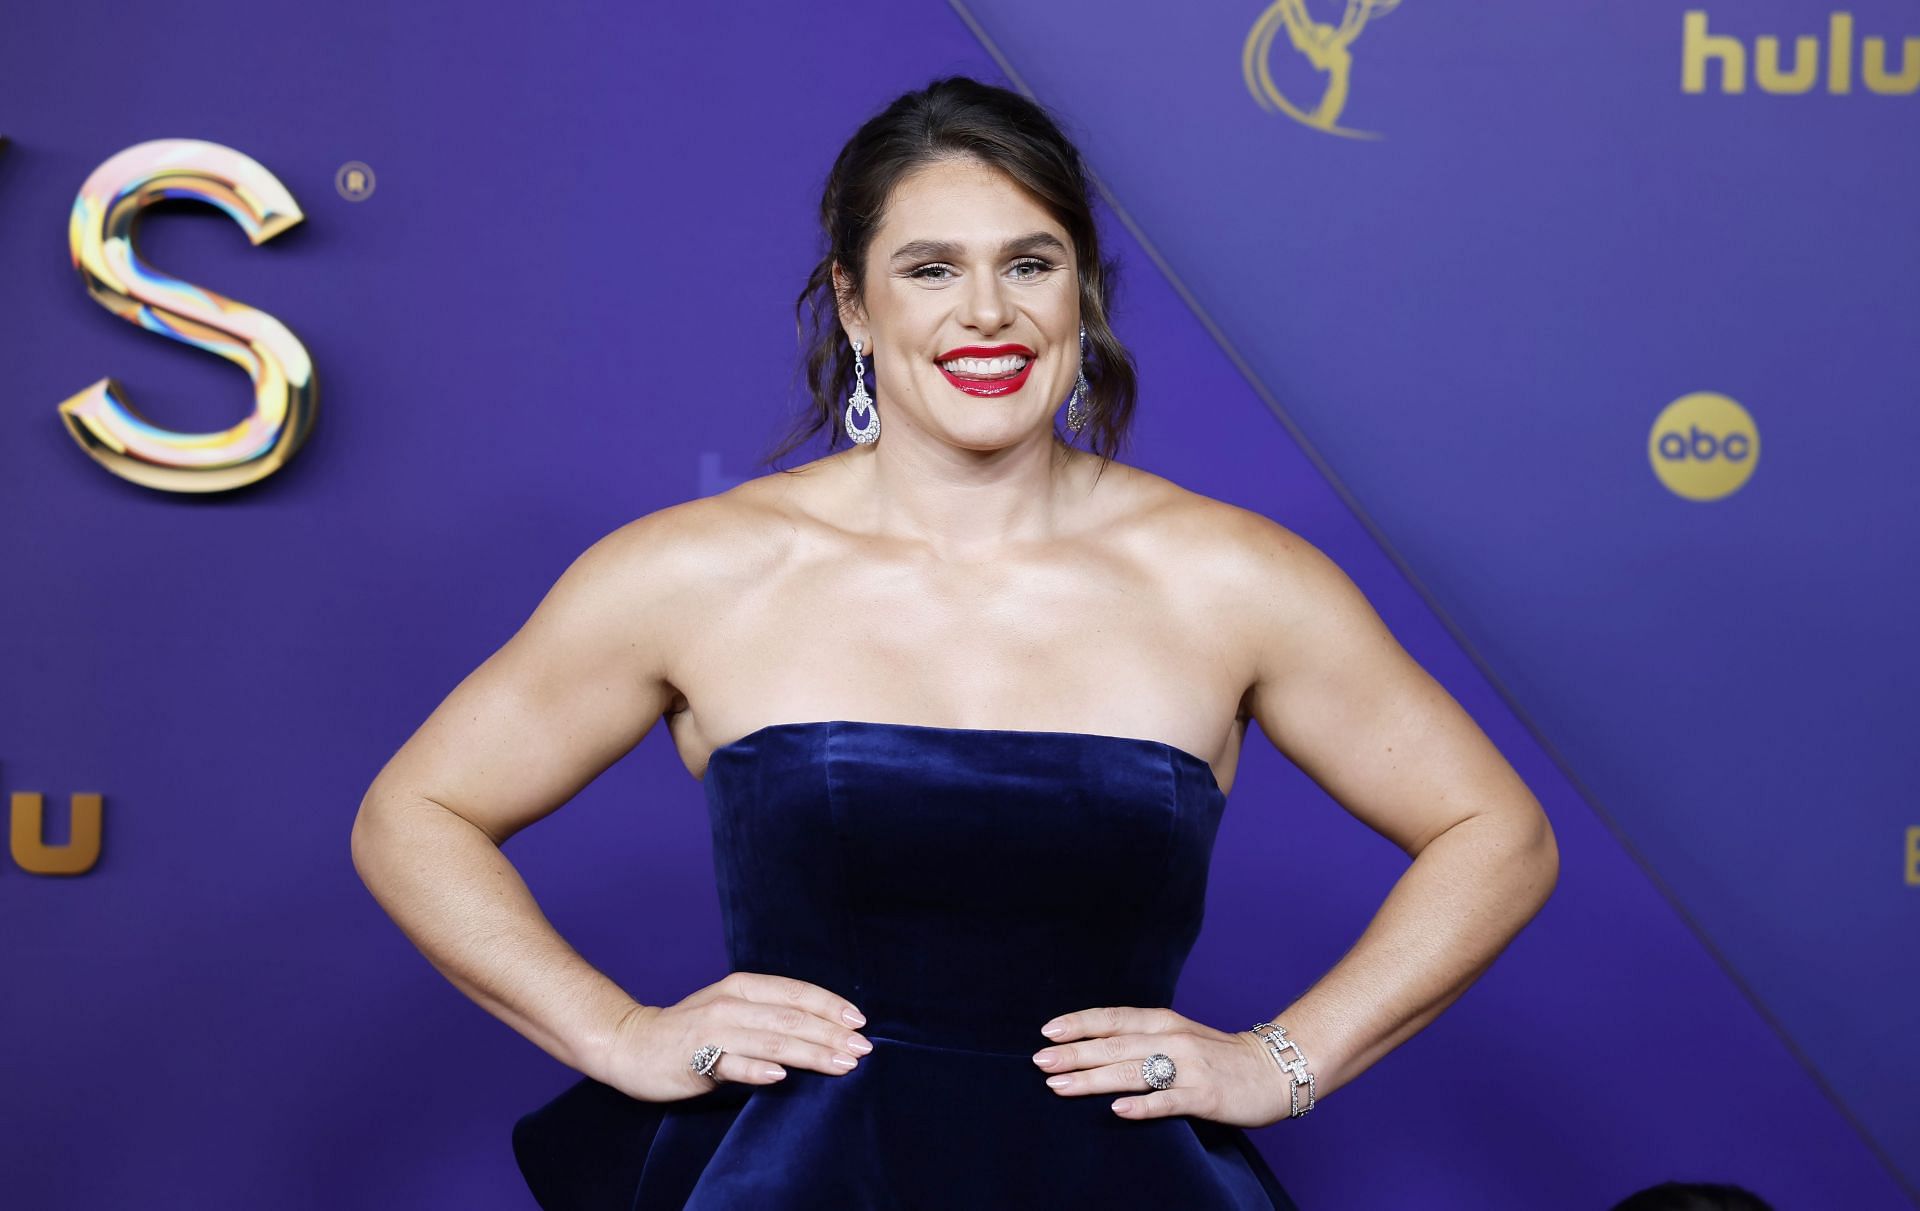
[
  {"xmin": 349, "ymin": 506, "xmax": 696, "ymax": 1085},
  {"xmin": 1229, "ymin": 511, "xmax": 1559, "ymax": 1105}
]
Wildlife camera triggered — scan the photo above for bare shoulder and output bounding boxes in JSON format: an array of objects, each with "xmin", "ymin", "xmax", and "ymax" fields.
[
  {"xmin": 1138, "ymin": 477, "xmax": 1547, "ymax": 859},
  {"xmin": 585, "ymin": 464, "xmax": 836, "ymax": 686},
  {"xmin": 1107, "ymin": 466, "xmax": 1327, "ymax": 626},
  {"xmin": 481, "ymin": 475, "xmax": 804, "ymax": 735},
  {"xmin": 1103, "ymin": 468, "xmax": 1385, "ymax": 735},
  {"xmin": 578, "ymin": 469, "xmax": 812, "ymax": 611},
  {"xmin": 351, "ymin": 470, "xmax": 820, "ymax": 847},
  {"xmin": 606, "ymin": 481, "xmax": 778, "ymax": 566}
]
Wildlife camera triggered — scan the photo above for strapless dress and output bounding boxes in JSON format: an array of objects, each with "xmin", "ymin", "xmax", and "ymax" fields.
[{"xmin": 512, "ymin": 719, "xmax": 1302, "ymax": 1210}]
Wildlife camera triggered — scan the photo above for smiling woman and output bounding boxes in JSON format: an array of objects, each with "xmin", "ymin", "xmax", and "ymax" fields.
[
  {"xmin": 351, "ymin": 73, "xmax": 1555, "ymax": 1211},
  {"xmin": 769, "ymin": 76, "xmax": 1139, "ymax": 469}
]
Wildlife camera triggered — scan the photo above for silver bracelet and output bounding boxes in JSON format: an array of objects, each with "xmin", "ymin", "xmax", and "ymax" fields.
[{"xmin": 1248, "ymin": 1020, "xmax": 1316, "ymax": 1118}]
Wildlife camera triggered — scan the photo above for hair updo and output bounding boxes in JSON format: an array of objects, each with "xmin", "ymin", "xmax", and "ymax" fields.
[{"xmin": 767, "ymin": 75, "xmax": 1138, "ymax": 471}]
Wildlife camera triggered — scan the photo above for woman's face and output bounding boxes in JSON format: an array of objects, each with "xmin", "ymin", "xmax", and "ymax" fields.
[{"xmin": 839, "ymin": 156, "xmax": 1081, "ymax": 451}]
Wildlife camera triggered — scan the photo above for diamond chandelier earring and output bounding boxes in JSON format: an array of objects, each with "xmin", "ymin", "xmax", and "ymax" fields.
[
  {"xmin": 1065, "ymin": 324, "xmax": 1090, "ymax": 433},
  {"xmin": 844, "ymin": 336, "xmax": 880, "ymax": 445}
]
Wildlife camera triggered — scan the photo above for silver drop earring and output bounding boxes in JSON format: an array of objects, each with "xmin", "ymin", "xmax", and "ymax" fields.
[
  {"xmin": 1065, "ymin": 324, "xmax": 1090, "ymax": 433},
  {"xmin": 844, "ymin": 336, "xmax": 880, "ymax": 445}
]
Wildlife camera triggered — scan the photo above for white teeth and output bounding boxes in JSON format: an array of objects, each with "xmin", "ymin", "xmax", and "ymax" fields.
[{"xmin": 938, "ymin": 355, "xmax": 1030, "ymax": 377}]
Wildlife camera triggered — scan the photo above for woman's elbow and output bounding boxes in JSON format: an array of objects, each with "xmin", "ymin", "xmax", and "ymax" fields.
[{"xmin": 1518, "ymin": 807, "xmax": 1560, "ymax": 909}]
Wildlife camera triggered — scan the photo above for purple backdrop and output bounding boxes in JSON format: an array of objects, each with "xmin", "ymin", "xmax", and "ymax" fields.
[{"xmin": 1, "ymin": 2, "xmax": 1912, "ymax": 1208}]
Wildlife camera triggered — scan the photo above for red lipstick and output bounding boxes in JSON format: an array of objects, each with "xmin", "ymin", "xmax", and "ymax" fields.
[{"xmin": 935, "ymin": 343, "xmax": 1037, "ymax": 398}]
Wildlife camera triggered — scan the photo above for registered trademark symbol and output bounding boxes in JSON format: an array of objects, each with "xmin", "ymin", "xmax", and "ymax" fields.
[{"xmin": 335, "ymin": 160, "xmax": 376, "ymax": 201}]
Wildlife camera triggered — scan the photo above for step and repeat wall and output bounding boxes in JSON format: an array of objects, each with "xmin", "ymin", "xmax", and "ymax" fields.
[{"xmin": 2, "ymin": 2, "xmax": 1913, "ymax": 1208}]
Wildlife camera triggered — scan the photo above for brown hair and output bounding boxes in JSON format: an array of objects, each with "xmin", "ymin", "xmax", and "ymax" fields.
[{"xmin": 764, "ymin": 75, "xmax": 1138, "ymax": 472}]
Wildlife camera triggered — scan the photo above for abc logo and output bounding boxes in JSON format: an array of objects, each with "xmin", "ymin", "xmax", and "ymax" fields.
[{"xmin": 1648, "ymin": 392, "xmax": 1760, "ymax": 501}]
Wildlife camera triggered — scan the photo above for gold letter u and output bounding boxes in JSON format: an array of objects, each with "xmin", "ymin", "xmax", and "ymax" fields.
[{"xmin": 11, "ymin": 792, "xmax": 104, "ymax": 875}]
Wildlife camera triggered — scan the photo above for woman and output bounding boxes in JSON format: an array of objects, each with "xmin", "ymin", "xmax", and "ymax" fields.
[{"xmin": 351, "ymin": 75, "xmax": 1558, "ymax": 1209}]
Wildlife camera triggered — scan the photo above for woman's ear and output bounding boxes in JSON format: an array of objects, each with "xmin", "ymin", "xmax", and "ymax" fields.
[{"xmin": 832, "ymin": 262, "xmax": 867, "ymax": 345}]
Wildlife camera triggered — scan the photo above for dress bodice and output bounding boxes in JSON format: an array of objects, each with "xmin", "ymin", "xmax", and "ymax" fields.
[
  {"xmin": 512, "ymin": 719, "xmax": 1299, "ymax": 1211},
  {"xmin": 702, "ymin": 719, "xmax": 1228, "ymax": 1055}
]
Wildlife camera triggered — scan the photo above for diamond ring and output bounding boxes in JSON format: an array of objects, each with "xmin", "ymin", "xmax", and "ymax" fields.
[
  {"xmin": 690, "ymin": 1044, "xmax": 727, "ymax": 1082},
  {"xmin": 1140, "ymin": 1052, "xmax": 1176, "ymax": 1090}
]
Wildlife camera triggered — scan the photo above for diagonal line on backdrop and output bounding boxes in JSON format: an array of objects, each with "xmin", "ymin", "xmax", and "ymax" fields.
[{"xmin": 945, "ymin": 1, "xmax": 1917, "ymax": 1203}]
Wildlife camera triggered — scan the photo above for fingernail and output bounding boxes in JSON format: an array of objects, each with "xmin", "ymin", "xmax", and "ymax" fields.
[
  {"xmin": 1031, "ymin": 1052, "xmax": 1055, "ymax": 1068},
  {"xmin": 847, "ymin": 1035, "xmax": 872, "ymax": 1055},
  {"xmin": 843, "ymin": 1007, "xmax": 867, "ymax": 1026},
  {"xmin": 766, "ymin": 1065, "xmax": 786, "ymax": 1080},
  {"xmin": 1045, "ymin": 1075, "xmax": 1071, "ymax": 1088},
  {"xmin": 1041, "ymin": 1023, "xmax": 1062, "ymax": 1037},
  {"xmin": 1112, "ymin": 1099, "xmax": 1130, "ymax": 1112}
]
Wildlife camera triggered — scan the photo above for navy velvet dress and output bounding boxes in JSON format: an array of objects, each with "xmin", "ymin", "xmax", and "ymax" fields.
[{"xmin": 512, "ymin": 719, "xmax": 1302, "ymax": 1210}]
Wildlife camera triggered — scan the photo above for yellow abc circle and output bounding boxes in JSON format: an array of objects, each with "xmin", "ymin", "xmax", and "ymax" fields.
[{"xmin": 1648, "ymin": 392, "xmax": 1759, "ymax": 501}]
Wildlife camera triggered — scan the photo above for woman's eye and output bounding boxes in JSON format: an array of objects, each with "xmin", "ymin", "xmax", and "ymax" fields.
[{"xmin": 909, "ymin": 260, "xmax": 1056, "ymax": 282}]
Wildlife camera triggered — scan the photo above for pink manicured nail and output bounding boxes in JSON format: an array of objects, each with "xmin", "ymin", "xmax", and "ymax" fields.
[
  {"xmin": 1041, "ymin": 1024, "xmax": 1063, "ymax": 1037},
  {"xmin": 1046, "ymin": 1075, "xmax": 1070, "ymax": 1088},
  {"xmin": 843, "ymin": 1007, "xmax": 867, "ymax": 1026}
]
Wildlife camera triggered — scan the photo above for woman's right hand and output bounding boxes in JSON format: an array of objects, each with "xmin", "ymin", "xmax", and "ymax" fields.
[{"xmin": 595, "ymin": 971, "xmax": 873, "ymax": 1102}]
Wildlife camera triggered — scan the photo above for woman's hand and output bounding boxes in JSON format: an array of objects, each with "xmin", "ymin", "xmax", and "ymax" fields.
[
  {"xmin": 1029, "ymin": 1006, "xmax": 1293, "ymax": 1127},
  {"xmin": 596, "ymin": 971, "xmax": 873, "ymax": 1102}
]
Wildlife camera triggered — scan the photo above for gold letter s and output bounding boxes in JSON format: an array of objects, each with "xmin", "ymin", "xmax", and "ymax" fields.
[{"xmin": 60, "ymin": 138, "xmax": 318, "ymax": 492}]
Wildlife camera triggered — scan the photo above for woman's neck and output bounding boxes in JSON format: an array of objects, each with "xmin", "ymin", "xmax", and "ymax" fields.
[{"xmin": 842, "ymin": 433, "xmax": 1090, "ymax": 559}]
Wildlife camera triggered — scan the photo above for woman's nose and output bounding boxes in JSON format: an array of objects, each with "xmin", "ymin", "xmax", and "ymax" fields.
[{"xmin": 957, "ymin": 274, "xmax": 1012, "ymax": 332}]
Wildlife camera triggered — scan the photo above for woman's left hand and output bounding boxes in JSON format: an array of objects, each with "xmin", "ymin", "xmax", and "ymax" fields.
[{"xmin": 1030, "ymin": 1006, "xmax": 1291, "ymax": 1127}]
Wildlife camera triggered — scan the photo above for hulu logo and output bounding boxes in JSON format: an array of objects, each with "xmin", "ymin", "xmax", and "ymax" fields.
[{"xmin": 1682, "ymin": 10, "xmax": 1919, "ymax": 94}]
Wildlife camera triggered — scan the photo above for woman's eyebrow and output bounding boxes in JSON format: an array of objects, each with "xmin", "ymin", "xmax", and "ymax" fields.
[{"xmin": 889, "ymin": 232, "xmax": 1068, "ymax": 262}]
